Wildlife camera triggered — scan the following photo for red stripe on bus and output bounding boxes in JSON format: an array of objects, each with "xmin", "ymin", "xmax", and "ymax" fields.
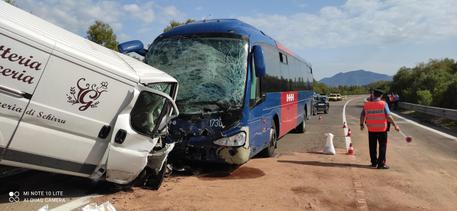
[
  {"xmin": 277, "ymin": 42, "xmax": 295, "ymax": 57},
  {"xmin": 280, "ymin": 91, "xmax": 298, "ymax": 136}
]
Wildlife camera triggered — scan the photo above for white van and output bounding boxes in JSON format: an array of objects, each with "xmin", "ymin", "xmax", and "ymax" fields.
[{"xmin": 0, "ymin": 2, "xmax": 179, "ymax": 189}]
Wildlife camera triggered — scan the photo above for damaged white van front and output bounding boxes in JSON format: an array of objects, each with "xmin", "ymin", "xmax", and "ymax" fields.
[{"xmin": 0, "ymin": 2, "xmax": 178, "ymax": 189}]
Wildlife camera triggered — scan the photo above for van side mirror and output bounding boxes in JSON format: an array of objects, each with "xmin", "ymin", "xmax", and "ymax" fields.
[
  {"xmin": 253, "ymin": 45, "xmax": 266, "ymax": 77},
  {"xmin": 118, "ymin": 40, "xmax": 147, "ymax": 56}
]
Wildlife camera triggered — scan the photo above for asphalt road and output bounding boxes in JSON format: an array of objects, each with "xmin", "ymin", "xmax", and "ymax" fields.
[{"xmin": 1, "ymin": 96, "xmax": 456, "ymax": 210}]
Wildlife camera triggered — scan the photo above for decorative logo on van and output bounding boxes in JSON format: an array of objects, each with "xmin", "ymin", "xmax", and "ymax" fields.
[{"xmin": 66, "ymin": 78, "xmax": 108, "ymax": 111}]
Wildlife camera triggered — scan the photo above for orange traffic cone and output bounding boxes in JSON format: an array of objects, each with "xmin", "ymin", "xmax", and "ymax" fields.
[
  {"xmin": 347, "ymin": 143, "xmax": 354, "ymax": 155},
  {"xmin": 346, "ymin": 128, "xmax": 352, "ymax": 137}
]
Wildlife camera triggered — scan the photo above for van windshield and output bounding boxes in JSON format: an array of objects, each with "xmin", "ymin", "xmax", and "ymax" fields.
[
  {"xmin": 130, "ymin": 91, "xmax": 168, "ymax": 136},
  {"xmin": 145, "ymin": 35, "xmax": 248, "ymax": 114}
]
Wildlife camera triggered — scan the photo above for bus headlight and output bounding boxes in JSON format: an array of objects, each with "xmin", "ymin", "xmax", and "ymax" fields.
[{"xmin": 213, "ymin": 132, "xmax": 246, "ymax": 147}]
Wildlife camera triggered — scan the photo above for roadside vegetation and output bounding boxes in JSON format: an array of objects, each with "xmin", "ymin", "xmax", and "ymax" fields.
[{"xmin": 315, "ymin": 58, "xmax": 457, "ymax": 109}]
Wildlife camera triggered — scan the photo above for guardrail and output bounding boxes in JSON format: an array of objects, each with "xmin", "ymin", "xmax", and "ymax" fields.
[{"xmin": 398, "ymin": 102, "xmax": 457, "ymax": 121}]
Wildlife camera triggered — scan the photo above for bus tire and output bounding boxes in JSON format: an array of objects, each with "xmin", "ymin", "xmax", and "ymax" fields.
[
  {"xmin": 294, "ymin": 111, "xmax": 306, "ymax": 133},
  {"xmin": 260, "ymin": 123, "xmax": 277, "ymax": 157}
]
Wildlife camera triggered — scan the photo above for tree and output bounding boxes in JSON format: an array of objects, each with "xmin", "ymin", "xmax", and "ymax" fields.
[
  {"xmin": 86, "ymin": 20, "xmax": 119, "ymax": 51},
  {"xmin": 163, "ymin": 19, "xmax": 195, "ymax": 32},
  {"xmin": 390, "ymin": 58, "xmax": 457, "ymax": 108},
  {"xmin": 4, "ymin": 0, "xmax": 16, "ymax": 6}
]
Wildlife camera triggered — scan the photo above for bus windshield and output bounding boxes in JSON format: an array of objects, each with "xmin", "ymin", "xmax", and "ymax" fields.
[{"xmin": 145, "ymin": 35, "xmax": 248, "ymax": 114}]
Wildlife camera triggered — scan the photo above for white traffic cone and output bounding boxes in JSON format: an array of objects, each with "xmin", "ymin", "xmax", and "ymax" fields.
[{"xmin": 323, "ymin": 133, "xmax": 336, "ymax": 155}]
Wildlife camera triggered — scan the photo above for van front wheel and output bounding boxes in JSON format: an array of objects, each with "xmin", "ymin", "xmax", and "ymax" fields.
[{"xmin": 141, "ymin": 159, "xmax": 167, "ymax": 190}]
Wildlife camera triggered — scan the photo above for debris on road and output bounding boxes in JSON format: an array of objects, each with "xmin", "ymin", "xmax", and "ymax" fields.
[
  {"xmin": 323, "ymin": 133, "xmax": 336, "ymax": 155},
  {"xmin": 37, "ymin": 204, "xmax": 48, "ymax": 211},
  {"xmin": 81, "ymin": 201, "xmax": 116, "ymax": 211}
]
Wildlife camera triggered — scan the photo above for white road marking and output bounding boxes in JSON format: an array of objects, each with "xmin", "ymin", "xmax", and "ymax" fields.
[
  {"xmin": 342, "ymin": 97, "xmax": 360, "ymax": 149},
  {"xmin": 343, "ymin": 97, "xmax": 369, "ymax": 210},
  {"xmin": 50, "ymin": 194, "xmax": 102, "ymax": 211},
  {"xmin": 391, "ymin": 112, "xmax": 457, "ymax": 141}
]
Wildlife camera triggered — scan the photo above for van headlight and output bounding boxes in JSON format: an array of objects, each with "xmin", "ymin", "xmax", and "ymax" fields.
[{"xmin": 213, "ymin": 132, "xmax": 246, "ymax": 147}]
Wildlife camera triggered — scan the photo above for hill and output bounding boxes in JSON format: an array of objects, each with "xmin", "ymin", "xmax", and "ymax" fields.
[{"xmin": 319, "ymin": 70, "xmax": 392, "ymax": 87}]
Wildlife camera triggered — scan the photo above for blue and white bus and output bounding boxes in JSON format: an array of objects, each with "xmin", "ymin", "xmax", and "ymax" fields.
[{"xmin": 119, "ymin": 19, "xmax": 313, "ymax": 165}]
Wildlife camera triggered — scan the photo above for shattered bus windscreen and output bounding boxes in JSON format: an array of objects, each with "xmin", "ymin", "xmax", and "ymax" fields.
[{"xmin": 145, "ymin": 35, "xmax": 248, "ymax": 114}]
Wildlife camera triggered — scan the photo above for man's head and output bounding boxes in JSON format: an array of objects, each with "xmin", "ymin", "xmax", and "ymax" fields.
[{"xmin": 373, "ymin": 89, "xmax": 384, "ymax": 98}]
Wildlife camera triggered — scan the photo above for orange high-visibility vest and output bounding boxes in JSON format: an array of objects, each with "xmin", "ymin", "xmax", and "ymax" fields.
[{"xmin": 364, "ymin": 101, "xmax": 388, "ymax": 132}]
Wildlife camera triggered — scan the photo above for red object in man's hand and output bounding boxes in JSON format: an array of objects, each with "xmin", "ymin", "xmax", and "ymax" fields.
[{"xmin": 406, "ymin": 136, "xmax": 412, "ymax": 143}]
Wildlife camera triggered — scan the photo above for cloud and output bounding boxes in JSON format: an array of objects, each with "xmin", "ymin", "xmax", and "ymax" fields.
[
  {"xmin": 16, "ymin": 0, "xmax": 182, "ymax": 37},
  {"xmin": 123, "ymin": 3, "xmax": 155, "ymax": 23},
  {"xmin": 239, "ymin": 0, "xmax": 457, "ymax": 50},
  {"xmin": 161, "ymin": 6, "xmax": 181, "ymax": 18}
]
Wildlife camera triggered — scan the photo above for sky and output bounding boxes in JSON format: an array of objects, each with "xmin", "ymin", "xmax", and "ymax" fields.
[{"xmin": 13, "ymin": 0, "xmax": 457, "ymax": 80}]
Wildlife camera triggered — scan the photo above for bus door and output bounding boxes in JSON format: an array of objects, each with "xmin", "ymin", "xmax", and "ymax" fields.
[{"xmin": 248, "ymin": 57, "xmax": 268, "ymax": 153}]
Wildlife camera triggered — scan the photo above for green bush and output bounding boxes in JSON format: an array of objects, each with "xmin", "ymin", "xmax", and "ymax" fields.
[
  {"xmin": 416, "ymin": 90, "xmax": 433, "ymax": 105},
  {"xmin": 390, "ymin": 58, "xmax": 457, "ymax": 109}
]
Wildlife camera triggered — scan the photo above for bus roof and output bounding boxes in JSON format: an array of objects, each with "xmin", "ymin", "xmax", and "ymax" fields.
[{"xmin": 159, "ymin": 19, "xmax": 309, "ymax": 64}]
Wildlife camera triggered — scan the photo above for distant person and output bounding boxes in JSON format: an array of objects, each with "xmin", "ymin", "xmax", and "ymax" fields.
[
  {"xmin": 385, "ymin": 93, "xmax": 391, "ymax": 109},
  {"xmin": 381, "ymin": 94, "xmax": 391, "ymax": 132},
  {"xmin": 386, "ymin": 92, "xmax": 394, "ymax": 109},
  {"xmin": 393, "ymin": 93, "xmax": 400, "ymax": 111},
  {"xmin": 365, "ymin": 89, "xmax": 374, "ymax": 102},
  {"xmin": 360, "ymin": 89, "xmax": 400, "ymax": 169}
]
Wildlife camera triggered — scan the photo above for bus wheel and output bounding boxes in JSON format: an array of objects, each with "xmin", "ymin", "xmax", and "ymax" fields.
[
  {"xmin": 261, "ymin": 123, "xmax": 277, "ymax": 157},
  {"xmin": 294, "ymin": 112, "xmax": 306, "ymax": 133}
]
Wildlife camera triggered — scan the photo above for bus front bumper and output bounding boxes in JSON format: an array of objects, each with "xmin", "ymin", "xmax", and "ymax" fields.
[{"xmin": 171, "ymin": 129, "xmax": 251, "ymax": 165}]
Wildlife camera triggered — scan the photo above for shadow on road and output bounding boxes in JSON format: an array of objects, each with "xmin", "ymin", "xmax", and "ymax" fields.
[
  {"xmin": 171, "ymin": 162, "xmax": 265, "ymax": 180},
  {"xmin": 277, "ymin": 160, "xmax": 372, "ymax": 169}
]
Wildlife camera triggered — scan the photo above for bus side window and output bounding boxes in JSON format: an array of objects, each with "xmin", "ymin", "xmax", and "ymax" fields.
[
  {"xmin": 279, "ymin": 52, "xmax": 288, "ymax": 64},
  {"xmin": 250, "ymin": 57, "xmax": 262, "ymax": 107}
]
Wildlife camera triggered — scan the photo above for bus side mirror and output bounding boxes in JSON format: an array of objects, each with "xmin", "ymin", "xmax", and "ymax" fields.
[
  {"xmin": 253, "ymin": 45, "xmax": 266, "ymax": 78},
  {"xmin": 118, "ymin": 40, "xmax": 147, "ymax": 56}
]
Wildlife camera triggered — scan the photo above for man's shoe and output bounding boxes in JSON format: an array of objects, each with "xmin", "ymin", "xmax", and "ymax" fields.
[
  {"xmin": 371, "ymin": 164, "xmax": 377, "ymax": 168},
  {"xmin": 377, "ymin": 165, "xmax": 390, "ymax": 169}
]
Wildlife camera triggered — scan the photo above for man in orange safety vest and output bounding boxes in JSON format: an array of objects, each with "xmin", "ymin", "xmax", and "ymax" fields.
[{"xmin": 360, "ymin": 89, "xmax": 400, "ymax": 169}]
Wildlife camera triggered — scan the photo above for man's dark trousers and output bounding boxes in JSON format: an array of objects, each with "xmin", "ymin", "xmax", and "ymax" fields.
[{"xmin": 368, "ymin": 131, "xmax": 388, "ymax": 166}]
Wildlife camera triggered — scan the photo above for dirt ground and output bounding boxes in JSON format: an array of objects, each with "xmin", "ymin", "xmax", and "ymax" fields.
[
  {"xmin": 92, "ymin": 97, "xmax": 457, "ymax": 211},
  {"xmin": 2, "ymin": 97, "xmax": 455, "ymax": 211},
  {"xmin": 95, "ymin": 151, "xmax": 360, "ymax": 211}
]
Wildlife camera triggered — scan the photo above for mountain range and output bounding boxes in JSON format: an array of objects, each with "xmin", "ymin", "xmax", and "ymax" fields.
[{"xmin": 319, "ymin": 70, "xmax": 392, "ymax": 87}]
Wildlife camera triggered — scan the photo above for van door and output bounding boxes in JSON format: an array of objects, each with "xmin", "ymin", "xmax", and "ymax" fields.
[
  {"xmin": 106, "ymin": 86, "xmax": 177, "ymax": 184},
  {"xmin": 4, "ymin": 53, "xmax": 133, "ymax": 176},
  {"xmin": 0, "ymin": 28, "xmax": 52, "ymax": 158}
]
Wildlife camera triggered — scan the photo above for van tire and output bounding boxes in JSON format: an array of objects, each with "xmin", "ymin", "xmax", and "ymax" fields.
[
  {"xmin": 142, "ymin": 159, "xmax": 167, "ymax": 190},
  {"xmin": 260, "ymin": 123, "xmax": 277, "ymax": 157}
]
